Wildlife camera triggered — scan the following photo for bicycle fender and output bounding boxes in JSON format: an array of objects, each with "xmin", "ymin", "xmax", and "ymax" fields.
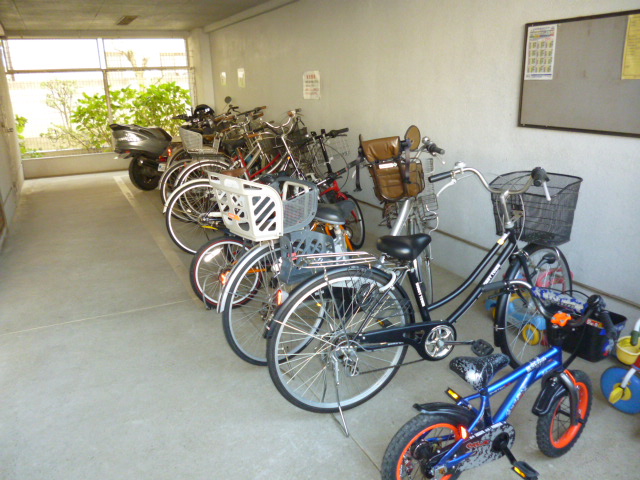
[
  {"xmin": 532, "ymin": 371, "xmax": 579, "ymax": 422},
  {"xmin": 413, "ymin": 402, "xmax": 477, "ymax": 426},
  {"xmin": 532, "ymin": 378, "xmax": 566, "ymax": 417}
]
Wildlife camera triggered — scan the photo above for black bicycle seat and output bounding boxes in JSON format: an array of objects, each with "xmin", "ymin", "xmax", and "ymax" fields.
[
  {"xmin": 314, "ymin": 204, "xmax": 346, "ymax": 225},
  {"xmin": 449, "ymin": 354, "xmax": 510, "ymax": 391},
  {"xmin": 376, "ymin": 234, "xmax": 431, "ymax": 261}
]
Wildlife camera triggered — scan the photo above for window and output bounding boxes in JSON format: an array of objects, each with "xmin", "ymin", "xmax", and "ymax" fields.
[{"xmin": 4, "ymin": 38, "xmax": 193, "ymax": 158}]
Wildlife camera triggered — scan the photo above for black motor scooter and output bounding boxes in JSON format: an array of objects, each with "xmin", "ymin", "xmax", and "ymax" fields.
[{"xmin": 110, "ymin": 123, "xmax": 173, "ymax": 190}]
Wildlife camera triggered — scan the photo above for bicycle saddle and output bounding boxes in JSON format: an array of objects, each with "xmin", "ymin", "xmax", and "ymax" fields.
[
  {"xmin": 220, "ymin": 167, "xmax": 247, "ymax": 178},
  {"xmin": 314, "ymin": 204, "xmax": 346, "ymax": 225},
  {"xmin": 376, "ymin": 234, "xmax": 431, "ymax": 261},
  {"xmin": 449, "ymin": 354, "xmax": 510, "ymax": 391}
]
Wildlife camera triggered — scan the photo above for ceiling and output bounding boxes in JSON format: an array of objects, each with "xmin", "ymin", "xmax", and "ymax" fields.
[{"xmin": 0, "ymin": 0, "xmax": 276, "ymax": 36}]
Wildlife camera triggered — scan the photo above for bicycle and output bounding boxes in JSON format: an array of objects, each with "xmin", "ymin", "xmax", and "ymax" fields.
[
  {"xmin": 209, "ymin": 171, "xmax": 361, "ymax": 366},
  {"xmin": 190, "ymin": 148, "xmax": 365, "ymax": 309},
  {"xmin": 265, "ymin": 163, "xmax": 580, "ymax": 414},
  {"xmin": 162, "ymin": 110, "xmax": 311, "ymax": 254},
  {"xmin": 600, "ymin": 317, "xmax": 640, "ymax": 414},
  {"xmin": 381, "ymin": 294, "xmax": 617, "ymax": 480}
]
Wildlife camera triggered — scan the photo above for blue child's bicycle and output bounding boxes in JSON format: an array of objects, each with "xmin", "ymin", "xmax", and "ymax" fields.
[{"xmin": 381, "ymin": 293, "xmax": 617, "ymax": 480}]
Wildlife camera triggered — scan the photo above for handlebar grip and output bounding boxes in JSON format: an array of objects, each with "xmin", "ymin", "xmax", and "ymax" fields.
[
  {"xmin": 428, "ymin": 145, "xmax": 445, "ymax": 155},
  {"xmin": 255, "ymin": 106, "xmax": 267, "ymax": 111},
  {"xmin": 597, "ymin": 310, "xmax": 617, "ymax": 340},
  {"xmin": 531, "ymin": 166, "xmax": 550, "ymax": 187},
  {"xmin": 429, "ymin": 171, "xmax": 453, "ymax": 183},
  {"xmin": 328, "ymin": 128, "xmax": 349, "ymax": 137}
]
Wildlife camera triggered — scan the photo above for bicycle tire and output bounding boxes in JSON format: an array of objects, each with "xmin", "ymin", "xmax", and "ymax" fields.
[
  {"xmin": 536, "ymin": 369, "xmax": 592, "ymax": 457},
  {"xmin": 495, "ymin": 244, "xmax": 572, "ymax": 368},
  {"xmin": 190, "ymin": 235, "xmax": 250, "ymax": 308},
  {"xmin": 164, "ymin": 179, "xmax": 221, "ymax": 254},
  {"xmin": 221, "ymin": 244, "xmax": 283, "ymax": 365},
  {"xmin": 600, "ymin": 366, "xmax": 640, "ymax": 414},
  {"xmin": 343, "ymin": 193, "xmax": 366, "ymax": 249},
  {"xmin": 160, "ymin": 159, "xmax": 191, "ymax": 204},
  {"xmin": 174, "ymin": 155, "xmax": 233, "ymax": 186},
  {"xmin": 266, "ymin": 266, "xmax": 413, "ymax": 413},
  {"xmin": 381, "ymin": 414, "xmax": 464, "ymax": 480}
]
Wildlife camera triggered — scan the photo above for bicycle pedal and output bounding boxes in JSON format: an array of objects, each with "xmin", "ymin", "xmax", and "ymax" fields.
[
  {"xmin": 471, "ymin": 339, "xmax": 494, "ymax": 356},
  {"xmin": 512, "ymin": 461, "xmax": 539, "ymax": 480}
]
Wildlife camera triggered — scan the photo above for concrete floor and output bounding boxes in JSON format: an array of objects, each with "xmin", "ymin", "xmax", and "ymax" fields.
[{"xmin": 1, "ymin": 171, "xmax": 638, "ymax": 480}]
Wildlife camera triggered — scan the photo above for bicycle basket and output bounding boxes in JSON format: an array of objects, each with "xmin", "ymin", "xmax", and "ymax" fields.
[
  {"xmin": 490, "ymin": 172, "xmax": 582, "ymax": 246},
  {"xmin": 208, "ymin": 173, "xmax": 318, "ymax": 242},
  {"xmin": 180, "ymin": 127, "xmax": 204, "ymax": 152}
]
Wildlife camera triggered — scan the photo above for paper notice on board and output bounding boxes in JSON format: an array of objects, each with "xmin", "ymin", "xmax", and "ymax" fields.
[
  {"xmin": 303, "ymin": 71, "xmax": 320, "ymax": 99},
  {"xmin": 524, "ymin": 25, "xmax": 557, "ymax": 80},
  {"xmin": 622, "ymin": 14, "xmax": 640, "ymax": 79}
]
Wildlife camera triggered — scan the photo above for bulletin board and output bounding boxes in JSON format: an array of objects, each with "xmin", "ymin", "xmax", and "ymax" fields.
[{"xmin": 518, "ymin": 10, "xmax": 640, "ymax": 138}]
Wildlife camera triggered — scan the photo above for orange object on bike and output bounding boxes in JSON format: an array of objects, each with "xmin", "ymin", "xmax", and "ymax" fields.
[{"xmin": 551, "ymin": 312, "xmax": 572, "ymax": 327}]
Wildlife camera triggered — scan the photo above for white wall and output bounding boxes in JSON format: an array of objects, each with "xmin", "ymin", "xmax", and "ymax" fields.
[
  {"xmin": 205, "ymin": 0, "xmax": 640, "ymax": 314},
  {"xmin": 0, "ymin": 48, "xmax": 24, "ymax": 246}
]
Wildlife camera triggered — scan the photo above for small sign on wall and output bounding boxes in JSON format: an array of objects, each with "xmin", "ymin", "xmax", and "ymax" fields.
[
  {"xmin": 238, "ymin": 68, "xmax": 245, "ymax": 88},
  {"xmin": 220, "ymin": 72, "xmax": 227, "ymax": 86},
  {"xmin": 303, "ymin": 71, "xmax": 320, "ymax": 99}
]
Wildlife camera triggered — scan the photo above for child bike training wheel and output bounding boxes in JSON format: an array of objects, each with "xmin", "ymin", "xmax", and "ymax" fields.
[
  {"xmin": 381, "ymin": 414, "xmax": 465, "ymax": 480},
  {"xmin": 494, "ymin": 244, "xmax": 572, "ymax": 368},
  {"xmin": 266, "ymin": 266, "xmax": 413, "ymax": 413},
  {"xmin": 600, "ymin": 366, "xmax": 640, "ymax": 414},
  {"xmin": 536, "ymin": 370, "xmax": 592, "ymax": 457}
]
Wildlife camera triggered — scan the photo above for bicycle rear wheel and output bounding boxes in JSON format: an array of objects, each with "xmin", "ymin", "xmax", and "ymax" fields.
[
  {"xmin": 266, "ymin": 267, "xmax": 413, "ymax": 413},
  {"xmin": 381, "ymin": 414, "xmax": 464, "ymax": 480},
  {"xmin": 164, "ymin": 180, "xmax": 221, "ymax": 254},
  {"xmin": 495, "ymin": 244, "xmax": 572, "ymax": 368}
]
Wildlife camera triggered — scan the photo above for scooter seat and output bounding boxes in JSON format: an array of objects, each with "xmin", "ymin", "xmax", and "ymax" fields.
[
  {"xmin": 449, "ymin": 354, "xmax": 510, "ymax": 391},
  {"xmin": 376, "ymin": 234, "xmax": 431, "ymax": 261}
]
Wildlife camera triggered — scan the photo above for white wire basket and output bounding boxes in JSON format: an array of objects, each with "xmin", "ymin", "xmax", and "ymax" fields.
[
  {"xmin": 180, "ymin": 127, "xmax": 219, "ymax": 154},
  {"xmin": 207, "ymin": 173, "xmax": 318, "ymax": 242}
]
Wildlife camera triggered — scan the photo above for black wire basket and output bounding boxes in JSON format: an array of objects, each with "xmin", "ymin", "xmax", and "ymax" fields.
[{"xmin": 490, "ymin": 171, "xmax": 582, "ymax": 246}]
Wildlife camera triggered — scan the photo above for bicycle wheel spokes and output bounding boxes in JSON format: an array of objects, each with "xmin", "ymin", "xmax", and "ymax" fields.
[
  {"xmin": 166, "ymin": 182, "xmax": 221, "ymax": 254},
  {"xmin": 268, "ymin": 268, "xmax": 410, "ymax": 413},
  {"xmin": 499, "ymin": 245, "xmax": 571, "ymax": 367}
]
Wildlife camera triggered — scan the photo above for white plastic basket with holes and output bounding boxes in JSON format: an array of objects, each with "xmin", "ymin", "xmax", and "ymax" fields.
[{"xmin": 207, "ymin": 173, "xmax": 318, "ymax": 242}]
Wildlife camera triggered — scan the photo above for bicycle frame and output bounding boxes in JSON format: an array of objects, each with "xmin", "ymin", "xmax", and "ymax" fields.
[
  {"xmin": 432, "ymin": 347, "xmax": 566, "ymax": 472},
  {"xmin": 358, "ymin": 229, "xmax": 523, "ymax": 359}
]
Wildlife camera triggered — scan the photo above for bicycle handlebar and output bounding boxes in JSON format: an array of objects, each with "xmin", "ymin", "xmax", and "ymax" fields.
[{"xmin": 429, "ymin": 163, "xmax": 550, "ymax": 198}]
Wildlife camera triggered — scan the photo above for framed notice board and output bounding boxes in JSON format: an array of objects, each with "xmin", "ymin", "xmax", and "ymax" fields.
[{"xmin": 519, "ymin": 10, "xmax": 640, "ymax": 138}]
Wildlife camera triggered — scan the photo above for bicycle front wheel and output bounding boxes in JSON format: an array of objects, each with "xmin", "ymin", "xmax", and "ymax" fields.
[
  {"xmin": 495, "ymin": 244, "xmax": 572, "ymax": 368},
  {"xmin": 221, "ymin": 244, "xmax": 282, "ymax": 365},
  {"xmin": 190, "ymin": 236, "xmax": 250, "ymax": 308},
  {"xmin": 343, "ymin": 193, "xmax": 365, "ymax": 249},
  {"xmin": 267, "ymin": 267, "xmax": 413, "ymax": 413},
  {"xmin": 536, "ymin": 369, "xmax": 592, "ymax": 457},
  {"xmin": 164, "ymin": 180, "xmax": 221, "ymax": 254}
]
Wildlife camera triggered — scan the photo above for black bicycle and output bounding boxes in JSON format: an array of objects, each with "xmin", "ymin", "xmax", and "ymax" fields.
[{"xmin": 265, "ymin": 161, "xmax": 582, "ymax": 413}]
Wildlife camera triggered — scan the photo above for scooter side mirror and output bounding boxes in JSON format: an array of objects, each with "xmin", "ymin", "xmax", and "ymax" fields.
[{"xmin": 224, "ymin": 96, "xmax": 232, "ymax": 104}]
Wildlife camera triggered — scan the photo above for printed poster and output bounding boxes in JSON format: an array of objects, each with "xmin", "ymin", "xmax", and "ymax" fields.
[
  {"xmin": 622, "ymin": 14, "xmax": 640, "ymax": 79},
  {"xmin": 524, "ymin": 25, "xmax": 557, "ymax": 80},
  {"xmin": 303, "ymin": 71, "xmax": 320, "ymax": 99}
]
